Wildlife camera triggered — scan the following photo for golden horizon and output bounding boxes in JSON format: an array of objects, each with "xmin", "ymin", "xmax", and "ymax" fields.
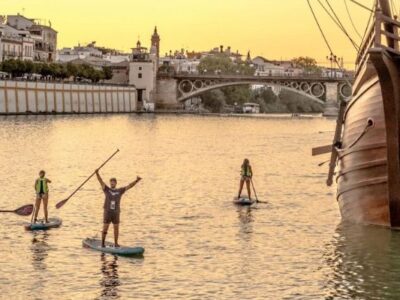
[{"xmin": 3, "ymin": 0, "xmax": 375, "ymax": 68}]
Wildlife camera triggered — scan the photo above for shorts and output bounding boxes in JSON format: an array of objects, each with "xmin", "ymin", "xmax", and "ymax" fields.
[
  {"xmin": 36, "ymin": 193, "xmax": 48, "ymax": 199},
  {"xmin": 103, "ymin": 210, "xmax": 120, "ymax": 224},
  {"xmin": 241, "ymin": 176, "xmax": 251, "ymax": 181}
]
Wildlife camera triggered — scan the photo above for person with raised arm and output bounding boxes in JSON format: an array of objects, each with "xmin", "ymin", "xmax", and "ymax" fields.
[{"xmin": 95, "ymin": 169, "xmax": 141, "ymax": 248}]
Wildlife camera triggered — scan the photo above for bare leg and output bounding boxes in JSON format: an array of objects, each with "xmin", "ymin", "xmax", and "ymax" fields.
[
  {"xmin": 34, "ymin": 197, "xmax": 41, "ymax": 222},
  {"xmin": 246, "ymin": 180, "xmax": 251, "ymax": 200},
  {"xmin": 43, "ymin": 193, "xmax": 49, "ymax": 222},
  {"xmin": 113, "ymin": 224, "xmax": 120, "ymax": 247},
  {"xmin": 238, "ymin": 179, "xmax": 245, "ymax": 198},
  {"xmin": 102, "ymin": 223, "xmax": 110, "ymax": 248}
]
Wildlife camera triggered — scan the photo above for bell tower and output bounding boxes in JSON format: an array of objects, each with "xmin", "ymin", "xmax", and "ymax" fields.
[{"xmin": 151, "ymin": 26, "xmax": 160, "ymax": 59}]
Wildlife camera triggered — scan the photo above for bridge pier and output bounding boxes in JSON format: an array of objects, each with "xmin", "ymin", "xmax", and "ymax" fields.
[
  {"xmin": 323, "ymin": 82, "xmax": 339, "ymax": 117},
  {"xmin": 154, "ymin": 77, "xmax": 180, "ymax": 109}
]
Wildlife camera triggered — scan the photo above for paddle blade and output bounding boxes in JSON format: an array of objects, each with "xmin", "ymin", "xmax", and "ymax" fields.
[
  {"xmin": 55, "ymin": 199, "xmax": 68, "ymax": 209},
  {"xmin": 15, "ymin": 204, "xmax": 34, "ymax": 216}
]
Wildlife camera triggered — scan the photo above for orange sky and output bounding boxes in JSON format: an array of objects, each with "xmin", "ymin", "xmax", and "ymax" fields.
[{"xmin": 2, "ymin": 0, "xmax": 377, "ymax": 68}]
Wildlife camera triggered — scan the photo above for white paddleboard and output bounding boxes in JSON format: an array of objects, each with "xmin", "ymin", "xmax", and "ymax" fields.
[{"xmin": 82, "ymin": 238, "xmax": 145, "ymax": 256}]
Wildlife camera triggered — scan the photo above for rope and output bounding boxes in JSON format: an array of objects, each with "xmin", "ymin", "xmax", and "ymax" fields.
[
  {"xmin": 349, "ymin": 0, "xmax": 374, "ymax": 12},
  {"xmin": 325, "ymin": 0, "xmax": 360, "ymax": 51},
  {"xmin": 306, "ymin": 0, "xmax": 353, "ymax": 87},
  {"xmin": 337, "ymin": 119, "xmax": 374, "ymax": 152},
  {"xmin": 307, "ymin": 0, "xmax": 336, "ymax": 55},
  {"xmin": 344, "ymin": 0, "xmax": 363, "ymax": 39},
  {"xmin": 359, "ymin": 2, "xmax": 374, "ymax": 51}
]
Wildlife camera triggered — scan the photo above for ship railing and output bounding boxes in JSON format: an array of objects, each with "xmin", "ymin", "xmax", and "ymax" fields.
[{"xmin": 356, "ymin": 9, "xmax": 400, "ymax": 76}]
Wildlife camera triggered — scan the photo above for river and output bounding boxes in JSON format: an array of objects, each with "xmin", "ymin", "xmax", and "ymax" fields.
[{"xmin": 0, "ymin": 114, "xmax": 399, "ymax": 299}]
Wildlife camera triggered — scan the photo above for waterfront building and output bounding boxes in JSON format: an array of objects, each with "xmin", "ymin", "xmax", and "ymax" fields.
[
  {"xmin": 0, "ymin": 23, "xmax": 34, "ymax": 62},
  {"xmin": 6, "ymin": 14, "xmax": 57, "ymax": 62},
  {"xmin": 129, "ymin": 40, "xmax": 157, "ymax": 109}
]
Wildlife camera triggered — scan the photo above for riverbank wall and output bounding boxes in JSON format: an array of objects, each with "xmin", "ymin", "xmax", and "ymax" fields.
[{"xmin": 0, "ymin": 80, "xmax": 137, "ymax": 114}]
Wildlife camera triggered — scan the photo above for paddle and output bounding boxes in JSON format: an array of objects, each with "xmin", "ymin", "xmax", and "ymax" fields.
[
  {"xmin": 0, "ymin": 204, "xmax": 34, "ymax": 216},
  {"xmin": 56, "ymin": 149, "xmax": 120, "ymax": 209},
  {"xmin": 251, "ymin": 179, "xmax": 267, "ymax": 204}
]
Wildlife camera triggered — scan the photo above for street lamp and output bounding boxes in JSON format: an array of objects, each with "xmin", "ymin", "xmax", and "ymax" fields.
[{"xmin": 326, "ymin": 53, "xmax": 336, "ymax": 78}]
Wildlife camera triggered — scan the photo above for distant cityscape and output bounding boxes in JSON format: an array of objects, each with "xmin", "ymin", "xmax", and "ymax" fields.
[
  {"xmin": 0, "ymin": 13, "xmax": 352, "ymax": 114},
  {"xmin": 0, "ymin": 13, "xmax": 350, "ymax": 82}
]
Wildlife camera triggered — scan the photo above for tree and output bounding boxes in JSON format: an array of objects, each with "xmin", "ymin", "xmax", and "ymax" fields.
[
  {"xmin": 66, "ymin": 63, "xmax": 78, "ymax": 80},
  {"xmin": 197, "ymin": 54, "xmax": 255, "ymax": 75},
  {"xmin": 102, "ymin": 66, "xmax": 113, "ymax": 80},
  {"xmin": 200, "ymin": 89, "xmax": 226, "ymax": 112},
  {"xmin": 291, "ymin": 56, "xmax": 321, "ymax": 74}
]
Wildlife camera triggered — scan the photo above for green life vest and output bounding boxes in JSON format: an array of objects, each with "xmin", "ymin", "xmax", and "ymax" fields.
[
  {"xmin": 36, "ymin": 178, "xmax": 49, "ymax": 193},
  {"xmin": 241, "ymin": 165, "xmax": 252, "ymax": 177}
]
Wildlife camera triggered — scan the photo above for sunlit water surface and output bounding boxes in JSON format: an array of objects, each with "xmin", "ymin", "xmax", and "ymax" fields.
[{"xmin": 0, "ymin": 114, "xmax": 399, "ymax": 299}]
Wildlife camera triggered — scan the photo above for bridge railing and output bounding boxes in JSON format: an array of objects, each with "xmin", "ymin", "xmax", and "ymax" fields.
[{"xmin": 172, "ymin": 73, "xmax": 352, "ymax": 82}]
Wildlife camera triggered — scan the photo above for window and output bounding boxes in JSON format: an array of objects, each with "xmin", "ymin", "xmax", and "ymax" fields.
[
  {"xmin": 138, "ymin": 73, "xmax": 142, "ymax": 78},
  {"xmin": 139, "ymin": 66, "xmax": 142, "ymax": 70}
]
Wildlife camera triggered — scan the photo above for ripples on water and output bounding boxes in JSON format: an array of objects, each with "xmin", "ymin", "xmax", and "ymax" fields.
[{"xmin": 0, "ymin": 114, "xmax": 399, "ymax": 299}]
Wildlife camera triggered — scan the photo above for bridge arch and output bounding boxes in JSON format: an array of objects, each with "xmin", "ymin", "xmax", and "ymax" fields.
[{"xmin": 177, "ymin": 80, "xmax": 326, "ymax": 105}]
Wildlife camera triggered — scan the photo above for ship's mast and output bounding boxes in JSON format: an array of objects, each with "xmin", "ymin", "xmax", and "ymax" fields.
[{"xmin": 378, "ymin": 0, "xmax": 393, "ymax": 18}]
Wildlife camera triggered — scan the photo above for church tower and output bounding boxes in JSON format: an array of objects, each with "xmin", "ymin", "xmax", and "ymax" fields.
[{"xmin": 151, "ymin": 26, "xmax": 160, "ymax": 59}]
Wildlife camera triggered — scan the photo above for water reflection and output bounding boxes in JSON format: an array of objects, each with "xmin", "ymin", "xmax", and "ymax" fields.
[
  {"xmin": 237, "ymin": 206, "xmax": 254, "ymax": 243},
  {"xmin": 30, "ymin": 232, "xmax": 50, "ymax": 271},
  {"xmin": 99, "ymin": 254, "xmax": 120, "ymax": 299},
  {"xmin": 324, "ymin": 223, "xmax": 400, "ymax": 299}
]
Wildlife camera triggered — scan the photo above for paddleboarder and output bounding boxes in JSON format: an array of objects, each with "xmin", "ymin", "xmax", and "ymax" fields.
[
  {"xmin": 237, "ymin": 159, "xmax": 253, "ymax": 200},
  {"xmin": 33, "ymin": 170, "xmax": 52, "ymax": 223},
  {"xmin": 95, "ymin": 169, "xmax": 141, "ymax": 248}
]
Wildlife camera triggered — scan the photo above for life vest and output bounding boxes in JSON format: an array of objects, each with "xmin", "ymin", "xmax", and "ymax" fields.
[
  {"xmin": 36, "ymin": 178, "xmax": 49, "ymax": 193},
  {"xmin": 241, "ymin": 165, "xmax": 252, "ymax": 177}
]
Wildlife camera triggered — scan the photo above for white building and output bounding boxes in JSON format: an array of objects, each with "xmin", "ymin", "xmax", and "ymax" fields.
[
  {"xmin": 253, "ymin": 56, "xmax": 285, "ymax": 76},
  {"xmin": 128, "ymin": 40, "xmax": 157, "ymax": 109},
  {"xmin": 0, "ymin": 23, "xmax": 34, "ymax": 62},
  {"xmin": 7, "ymin": 14, "xmax": 57, "ymax": 62},
  {"xmin": 57, "ymin": 42, "xmax": 129, "ymax": 64}
]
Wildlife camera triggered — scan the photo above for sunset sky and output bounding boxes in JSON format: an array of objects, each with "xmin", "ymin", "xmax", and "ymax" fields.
[{"xmin": 2, "ymin": 0, "xmax": 376, "ymax": 68}]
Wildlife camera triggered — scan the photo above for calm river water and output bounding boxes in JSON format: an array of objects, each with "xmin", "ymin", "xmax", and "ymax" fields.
[{"xmin": 0, "ymin": 114, "xmax": 399, "ymax": 299}]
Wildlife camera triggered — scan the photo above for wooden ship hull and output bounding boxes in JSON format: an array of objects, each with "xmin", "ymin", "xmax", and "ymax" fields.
[{"xmin": 315, "ymin": 0, "xmax": 400, "ymax": 227}]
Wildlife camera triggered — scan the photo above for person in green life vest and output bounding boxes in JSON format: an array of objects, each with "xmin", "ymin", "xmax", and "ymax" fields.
[
  {"xmin": 238, "ymin": 159, "xmax": 253, "ymax": 200},
  {"xmin": 33, "ymin": 170, "xmax": 52, "ymax": 223}
]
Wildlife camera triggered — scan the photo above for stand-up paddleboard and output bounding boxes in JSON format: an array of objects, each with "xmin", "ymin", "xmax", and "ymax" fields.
[
  {"xmin": 233, "ymin": 197, "xmax": 255, "ymax": 206},
  {"xmin": 25, "ymin": 217, "xmax": 62, "ymax": 231},
  {"xmin": 82, "ymin": 238, "xmax": 145, "ymax": 256}
]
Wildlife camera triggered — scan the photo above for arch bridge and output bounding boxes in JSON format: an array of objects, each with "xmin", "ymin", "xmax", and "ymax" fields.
[
  {"xmin": 155, "ymin": 74, "xmax": 353, "ymax": 115},
  {"xmin": 176, "ymin": 74, "xmax": 351, "ymax": 102}
]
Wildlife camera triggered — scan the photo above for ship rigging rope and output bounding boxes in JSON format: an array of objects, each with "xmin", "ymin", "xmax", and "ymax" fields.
[
  {"xmin": 315, "ymin": 0, "xmax": 360, "ymax": 51},
  {"xmin": 349, "ymin": 0, "xmax": 374, "ymax": 12},
  {"xmin": 324, "ymin": 0, "xmax": 360, "ymax": 51},
  {"xmin": 344, "ymin": 0, "xmax": 363, "ymax": 39},
  {"xmin": 306, "ymin": 0, "xmax": 353, "ymax": 87},
  {"xmin": 359, "ymin": 3, "xmax": 375, "ymax": 51}
]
